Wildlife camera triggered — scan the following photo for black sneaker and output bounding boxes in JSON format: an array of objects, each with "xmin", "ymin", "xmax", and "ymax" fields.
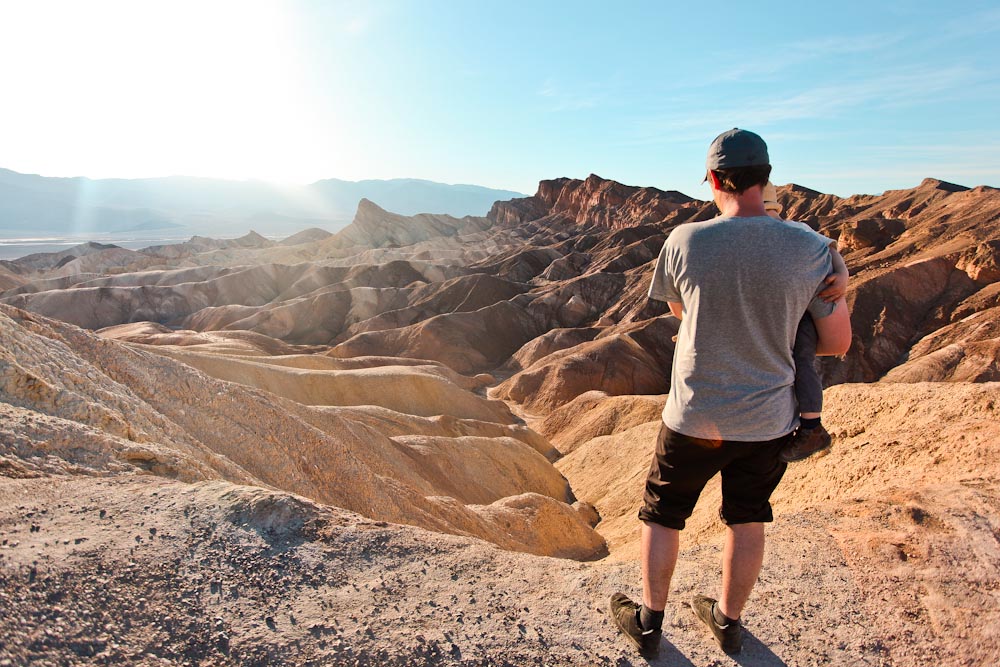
[
  {"xmin": 608, "ymin": 593, "xmax": 661, "ymax": 658},
  {"xmin": 691, "ymin": 595, "xmax": 742, "ymax": 654},
  {"xmin": 779, "ymin": 424, "xmax": 833, "ymax": 463}
]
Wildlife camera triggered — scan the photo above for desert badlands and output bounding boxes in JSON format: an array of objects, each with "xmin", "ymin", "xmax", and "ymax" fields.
[{"xmin": 1, "ymin": 175, "xmax": 999, "ymax": 666}]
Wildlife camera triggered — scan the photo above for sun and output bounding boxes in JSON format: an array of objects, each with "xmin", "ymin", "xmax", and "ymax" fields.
[{"xmin": 0, "ymin": 0, "xmax": 340, "ymax": 184}]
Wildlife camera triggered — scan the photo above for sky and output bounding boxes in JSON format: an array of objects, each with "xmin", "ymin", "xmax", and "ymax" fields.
[{"xmin": 1, "ymin": 0, "xmax": 998, "ymax": 198}]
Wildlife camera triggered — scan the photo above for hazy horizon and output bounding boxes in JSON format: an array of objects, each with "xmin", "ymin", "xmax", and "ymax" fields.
[{"xmin": 0, "ymin": 168, "xmax": 527, "ymax": 245}]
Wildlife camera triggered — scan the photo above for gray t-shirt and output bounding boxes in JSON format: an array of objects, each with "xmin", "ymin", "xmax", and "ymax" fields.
[{"xmin": 648, "ymin": 215, "xmax": 835, "ymax": 441}]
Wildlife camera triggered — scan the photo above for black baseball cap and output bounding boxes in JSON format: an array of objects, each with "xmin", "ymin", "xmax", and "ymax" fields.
[{"xmin": 703, "ymin": 128, "xmax": 770, "ymax": 181}]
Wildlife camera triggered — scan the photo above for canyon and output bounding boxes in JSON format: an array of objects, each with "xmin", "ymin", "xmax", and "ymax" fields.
[{"xmin": 2, "ymin": 174, "xmax": 999, "ymax": 666}]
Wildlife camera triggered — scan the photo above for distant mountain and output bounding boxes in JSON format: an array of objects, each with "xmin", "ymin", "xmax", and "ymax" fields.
[
  {"xmin": 0, "ymin": 169, "xmax": 525, "ymax": 238},
  {"xmin": 309, "ymin": 178, "xmax": 525, "ymax": 222}
]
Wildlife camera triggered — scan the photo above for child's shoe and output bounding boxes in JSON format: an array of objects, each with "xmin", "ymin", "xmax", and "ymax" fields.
[{"xmin": 779, "ymin": 424, "xmax": 832, "ymax": 462}]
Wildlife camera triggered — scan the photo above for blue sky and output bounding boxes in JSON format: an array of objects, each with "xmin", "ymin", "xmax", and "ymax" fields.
[{"xmin": 1, "ymin": 0, "xmax": 998, "ymax": 198}]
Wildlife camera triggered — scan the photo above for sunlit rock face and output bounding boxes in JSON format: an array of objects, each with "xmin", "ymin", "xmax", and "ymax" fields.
[
  {"xmin": 488, "ymin": 174, "xmax": 704, "ymax": 230},
  {"xmin": 0, "ymin": 304, "xmax": 605, "ymax": 559}
]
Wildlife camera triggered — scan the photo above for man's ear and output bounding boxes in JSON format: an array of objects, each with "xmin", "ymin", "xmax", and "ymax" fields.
[{"xmin": 707, "ymin": 170, "xmax": 722, "ymax": 190}]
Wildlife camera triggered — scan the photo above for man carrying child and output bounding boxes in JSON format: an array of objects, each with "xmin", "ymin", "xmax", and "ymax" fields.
[{"xmin": 610, "ymin": 128, "xmax": 852, "ymax": 657}]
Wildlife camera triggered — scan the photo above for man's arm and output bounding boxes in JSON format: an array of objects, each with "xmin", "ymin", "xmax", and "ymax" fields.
[
  {"xmin": 668, "ymin": 302, "xmax": 683, "ymax": 320},
  {"xmin": 813, "ymin": 297, "xmax": 852, "ymax": 356}
]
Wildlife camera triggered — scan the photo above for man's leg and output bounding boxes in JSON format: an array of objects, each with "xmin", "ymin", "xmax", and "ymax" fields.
[
  {"xmin": 692, "ymin": 435, "xmax": 786, "ymax": 654},
  {"xmin": 717, "ymin": 522, "xmax": 765, "ymax": 620},
  {"xmin": 611, "ymin": 425, "xmax": 722, "ymax": 656},
  {"xmin": 641, "ymin": 521, "xmax": 679, "ymax": 611}
]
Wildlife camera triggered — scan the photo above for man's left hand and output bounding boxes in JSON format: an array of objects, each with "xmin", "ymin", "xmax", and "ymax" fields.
[{"xmin": 819, "ymin": 273, "xmax": 848, "ymax": 302}]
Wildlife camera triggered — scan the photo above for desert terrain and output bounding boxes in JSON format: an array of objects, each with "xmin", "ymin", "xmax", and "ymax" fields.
[{"xmin": 2, "ymin": 175, "xmax": 999, "ymax": 666}]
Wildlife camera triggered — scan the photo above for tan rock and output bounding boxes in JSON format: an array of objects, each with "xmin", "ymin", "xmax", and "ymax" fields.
[
  {"xmin": 492, "ymin": 334, "xmax": 667, "ymax": 414},
  {"xmin": 0, "ymin": 305, "xmax": 601, "ymax": 558},
  {"xmin": 537, "ymin": 391, "xmax": 666, "ymax": 454},
  {"xmin": 330, "ymin": 300, "xmax": 544, "ymax": 374}
]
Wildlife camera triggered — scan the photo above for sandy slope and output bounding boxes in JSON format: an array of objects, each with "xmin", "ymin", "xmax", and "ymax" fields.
[{"xmin": 4, "ymin": 378, "xmax": 998, "ymax": 665}]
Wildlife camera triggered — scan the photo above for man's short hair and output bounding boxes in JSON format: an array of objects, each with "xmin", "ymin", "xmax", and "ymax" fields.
[{"xmin": 710, "ymin": 165, "xmax": 772, "ymax": 195}]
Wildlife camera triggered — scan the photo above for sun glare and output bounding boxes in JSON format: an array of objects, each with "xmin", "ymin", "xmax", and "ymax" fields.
[{"xmin": 0, "ymin": 0, "xmax": 336, "ymax": 184}]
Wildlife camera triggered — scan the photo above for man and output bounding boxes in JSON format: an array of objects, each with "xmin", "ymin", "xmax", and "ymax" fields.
[{"xmin": 609, "ymin": 128, "xmax": 851, "ymax": 657}]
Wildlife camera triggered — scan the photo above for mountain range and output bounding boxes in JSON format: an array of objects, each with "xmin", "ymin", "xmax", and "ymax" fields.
[{"xmin": 0, "ymin": 168, "xmax": 525, "ymax": 239}]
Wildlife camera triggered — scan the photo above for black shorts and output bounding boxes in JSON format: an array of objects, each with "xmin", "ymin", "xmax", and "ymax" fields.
[{"xmin": 638, "ymin": 422, "xmax": 790, "ymax": 530}]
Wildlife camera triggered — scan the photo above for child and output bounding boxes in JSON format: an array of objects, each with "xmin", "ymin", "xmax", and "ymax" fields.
[{"xmin": 762, "ymin": 182, "xmax": 849, "ymax": 462}]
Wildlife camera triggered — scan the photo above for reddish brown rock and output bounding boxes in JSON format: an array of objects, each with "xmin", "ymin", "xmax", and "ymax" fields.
[
  {"xmin": 826, "ymin": 258, "xmax": 978, "ymax": 384},
  {"xmin": 882, "ymin": 305, "xmax": 1000, "ymax": 382},
  {"xmin": 488, "ymin": 174, "xmax": 698, "ymax": 230},
  {"xmin": 837, "ymin": 217, "xmax": 907, "ymax": 252},
  {"xmin": 957, "ymin": 240, "xmax": 1000, "ymax": 285}
]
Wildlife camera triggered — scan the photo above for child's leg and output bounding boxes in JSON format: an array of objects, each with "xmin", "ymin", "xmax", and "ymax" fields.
[
  {"xmin": 780, "ymin": 313, "xmax": 832, "ymax": 462},
  {"xmin": 793, "ymin": 313, "xmax": 823, "ymax": 419}
]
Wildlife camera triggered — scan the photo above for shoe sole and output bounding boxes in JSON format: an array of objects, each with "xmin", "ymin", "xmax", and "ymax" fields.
[{"xmin": 780, "ymin": 441, "xmax": 833, "ymax": 463}]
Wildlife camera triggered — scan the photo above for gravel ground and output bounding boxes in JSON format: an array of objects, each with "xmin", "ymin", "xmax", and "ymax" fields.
[{"xmin": 0, "ymin": 475, "xmax": 907, "ymax": 667}]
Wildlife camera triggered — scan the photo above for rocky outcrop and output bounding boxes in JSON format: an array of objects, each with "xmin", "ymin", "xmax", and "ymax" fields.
[
  {"xmin": 503, "ymin": 327, "xmax": 600, "ymax": 373},
  {"xmin": 828, "ymin": 258, "xmax": 980, "ymax": 384},
  {"xmin": 337, "ymin": 273, "xmax": 530, "ymax": 342},
  {"xmin": 837, "ymin": 217, "xmax": 907, "ymax": 252},
  {"xmin": 882, "ymin": 306, "xmax": 1000, "ymax": 382},
  {"xmin": 492, "ymin": 332, "xmax": 668, "ymax": 413},
  {"xmin": 488, "ymin": 174, "xmax": 698, "ymax": 230},
  {"xmin": 957, "ymin": 240, "xmax": 1000, "ymax": 285},
  {"xmin": 537, "ymin": 390, "xmax": 666, "ymax": 454}
]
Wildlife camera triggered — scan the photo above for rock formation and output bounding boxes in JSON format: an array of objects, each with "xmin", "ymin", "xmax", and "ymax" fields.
[
  {"xmin": 488, "ymin": 174, "xmax": 705, "ymax": 229},
  {"xmin": 3, "ymin": 174, "xmax": 1000, "ymax": 666},
  {"xmin": 0, "ymin": 304, "xmax": 603, "ymax": 560}
]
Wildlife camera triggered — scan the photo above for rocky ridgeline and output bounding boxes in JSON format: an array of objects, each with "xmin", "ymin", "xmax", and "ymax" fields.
[{"xmin": 488, "ymin": 174, "xmax": 708, "ymax": 229}]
